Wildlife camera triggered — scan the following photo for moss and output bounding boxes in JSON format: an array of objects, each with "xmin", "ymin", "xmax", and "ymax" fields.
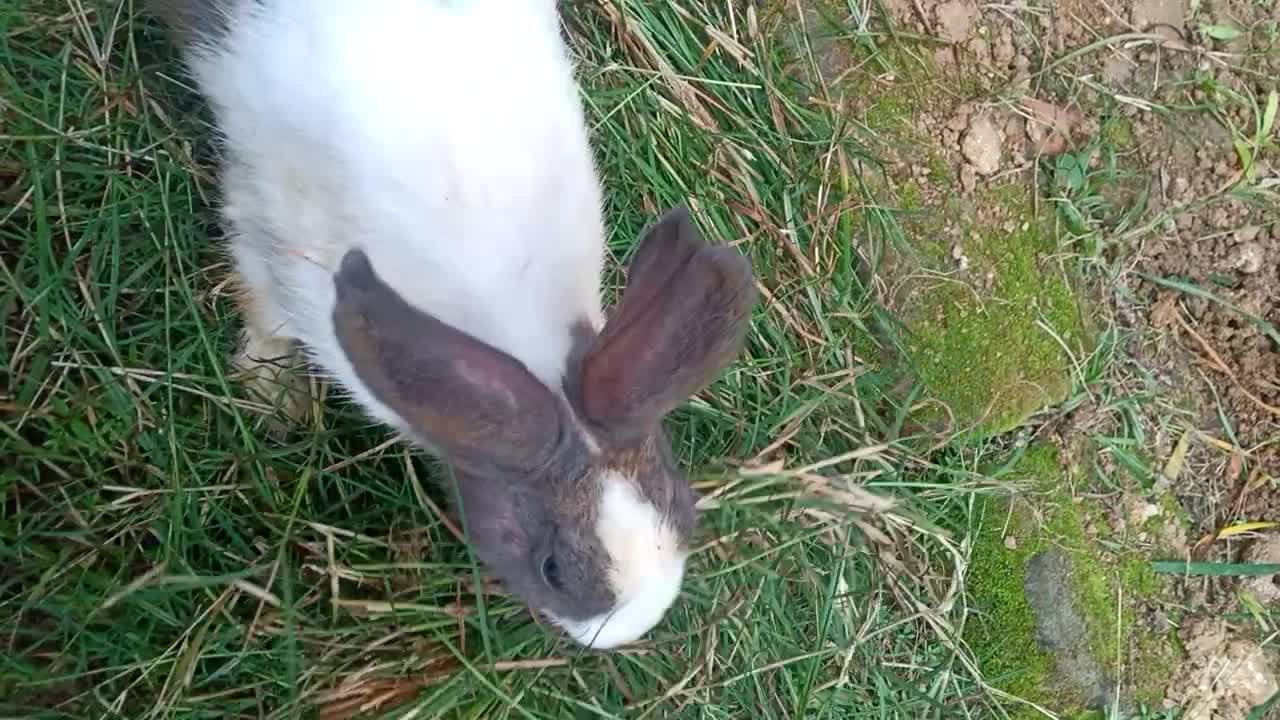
[
  {"xmin": 863, "ymin": 92, "xmax": 915, "ymax": 135},
  {"xmin": 967, "ymin": 446, "xmax": 1175, "ymax": 714},
  {"xmin": 902, "ymin": 185, "xmax": 1087, "ymax": 435},
  {"xmin": 1099, "ymin": 114, "xmax": 1136, "ymax": 153},
  {"xmin": 925, "ymin": 150, "xmax": 952, "ymax": 189},
  {"xmin": 967, "ymin": 499, "xmax": 1058, "ymax": 705},
  {"xmin": 783, "ymin": 13, "xmax": 1090, "ymax": 435},
  {"xmin": 898, "ymin": 180, "xmax": 924, "ymax": 210}
]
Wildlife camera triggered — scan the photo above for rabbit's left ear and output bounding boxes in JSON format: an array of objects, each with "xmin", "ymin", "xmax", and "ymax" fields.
[
  {"xmin": 332, "ymin": 250, "xmax": 565, "ymax": 477},
  {"xmin": 577, "ymin": 207, "xmax": 755, "ymax": 439}
]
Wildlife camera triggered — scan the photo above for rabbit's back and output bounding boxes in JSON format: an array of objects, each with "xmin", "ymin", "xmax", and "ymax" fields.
[{"xmin": 187, "ymin": 0, "xmax": 607, "ymax": 389}]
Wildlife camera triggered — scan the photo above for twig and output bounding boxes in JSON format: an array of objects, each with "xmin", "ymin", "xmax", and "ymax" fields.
[{"xmin": 1175, "ymin": 313, "xmax": 1280, "ymax": 418}]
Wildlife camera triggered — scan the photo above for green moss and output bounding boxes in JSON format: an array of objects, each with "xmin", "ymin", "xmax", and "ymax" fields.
[
  {"xmin": 967, "ymin": 500, "xmax": 1058, "ymax": 704},
  {"xmin": 863, "ymin": 92, "xmax": 915, "ymax": 134},
  {"xmin": 1099, "ymin": 115, "xmax": 1136, "ymax": 153},
  {"xmin": 850, "ymin": 185, "xmax": 1087, "ymax": 436},
  {"xmin": 785, "ymin": 17, "xmax": 1089, "ymax": 435},
  {"xmin": 903, "ymin": 185, "xmax": 1086, "ymax": 435},
  {"xmin": 898, "ymin": 180, "xmax": 925, "ymax": 210},
  {"xmin": 925, "ymin": 150, "xmax": 952, "ymax": 189},
  {"xmin": 967, "ymin": 446, "xmax": 1175, "ymax": 714}
]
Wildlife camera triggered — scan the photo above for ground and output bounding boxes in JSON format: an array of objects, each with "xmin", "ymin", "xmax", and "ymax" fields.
[{"xmin": 1, "ymin": 0, "xmax": 1278, "ymax": 719}]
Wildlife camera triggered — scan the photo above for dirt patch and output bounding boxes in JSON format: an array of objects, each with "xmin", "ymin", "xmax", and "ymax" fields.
[
  {"xmin": 1242, "ymin": 535, "xmax": 1280, "ymax": 604},
  {"xmin": 1163, "ymin": 618, "xmax": 1279, "ymax": 719},
  {"xmin": 933, "ymin": 0, "xmax": 979, "ymax": 44},
  {"xmin": 783, "ymin": 0, "xmax": 1105, "ymax": 435},
  {"xmin": 1131, "ymin": 0, "xmax": 1187, "ymax": 39},
  {"xmin": 1142, "ymin": 215, "xmax": 1280, "ymax": 459},
  {"xmin": 864, "ymin": 0, "xmax": 1278, "ymax": 588}
]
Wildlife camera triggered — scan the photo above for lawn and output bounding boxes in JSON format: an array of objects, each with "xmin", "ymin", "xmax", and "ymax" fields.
[
  {"xmin": 0, "ymin": 3, "xmax": 1000, "ymax": 718},
  {"xmin": 14, "ymin": 0, "xmax": 1271, "ymax": 718}
]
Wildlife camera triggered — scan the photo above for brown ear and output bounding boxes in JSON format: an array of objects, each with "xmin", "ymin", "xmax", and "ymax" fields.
[
  {"xmin": 579, "ymin": 206, "xmax": 755, "ymax": 435},
  {"xmin": 332, "ymin": 250, "xmax": 564, "ymax": 476}
]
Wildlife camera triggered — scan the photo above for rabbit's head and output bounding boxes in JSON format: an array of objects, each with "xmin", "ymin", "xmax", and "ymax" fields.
[{"xmin": 331, "ymin": 207, "xmax": 755, "ymax": 649}]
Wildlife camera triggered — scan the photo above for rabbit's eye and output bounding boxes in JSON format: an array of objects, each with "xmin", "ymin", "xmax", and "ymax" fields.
[{"xmin": 540, "ymin": 555, "xmax": 562, "ymax": 590}]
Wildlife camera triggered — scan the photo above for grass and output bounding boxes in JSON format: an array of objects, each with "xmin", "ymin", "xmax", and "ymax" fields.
[
  {"xmin": 9, "ymin": 0, "xmax": 1269, "ymax": 717},
  {"xmin": 0, "ymin": 2, "xmax": 1011, "ymax": 718}
]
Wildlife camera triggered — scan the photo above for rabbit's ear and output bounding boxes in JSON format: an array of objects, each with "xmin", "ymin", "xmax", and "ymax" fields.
[
  {"xmin": 578, "ymin": 207, "xmax": 755, "ymax": 437},
  {"xmin": 332, "ymin": 250, "xmax": 564, "ymax": 476}
]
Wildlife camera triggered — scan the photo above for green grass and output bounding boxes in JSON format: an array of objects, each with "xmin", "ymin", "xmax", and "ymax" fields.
[
  {"xmin": 17, "ymin": 0, "xmax": 1257, "ymax": 716},
  {"xmin": 0, "ymin": 2, "xmax": 1017, "ymax": 719}
]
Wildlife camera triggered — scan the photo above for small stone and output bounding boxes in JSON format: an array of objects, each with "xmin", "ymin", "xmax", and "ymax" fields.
[
  {"xmin": 1231, "ymin": 242, "xmax": 1265, "ymax": 274},
  {"xmin": 1023, "ymin": 551, "xmax": 1116, "ymax": 707},
  {"xmin": 1235, "ymin": 225, "xmax": 1261, "ymax": 243},
  {"xmin": 1021, "ymin": 97, "xmax": 1087, "ymax": 156},
  {"xmin": 1242, "ymin": 536, "xmax": 1280, "ymax": 603},
  {"xmin": 1004, "ymin": 535, "xmax": 1018, "ymax": 550},
  {"xmin": 992, "ymin": 28, "xmax": 1015, "ymax": 67},
  {"xmin": 1152, "ymin": 610, "xmax": 1172, "ymax": 633},
  {"xmin": 1150, "ymin": 293, "xmax": 1180, "ymax": 329},
  {"xmin": 1128, "ymin": 499, "xmax": 1162, "ymax": 525},
  {"xmin": 1103, "ymin": 55, "xmax": 1135, "ymax": 85},
  {"xmin": 967, "ymin": 37, "xmax": 990, "ymax": 62},
  {"xmin": 962, "ymin": 114, "xmax": 1002, "ymax": 176},
  {"xmin": 934, "ymin": 0, "xmax": 980, "ymax": 43}
]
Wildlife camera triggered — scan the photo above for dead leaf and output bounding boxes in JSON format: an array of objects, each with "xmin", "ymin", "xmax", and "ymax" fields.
[
  {"xmin": 1217, "ymin": 521, "xmax": 1279, "ymax": 538},
  {"xmin": 1227, "ymin": 449, "xmax": 1244, "ymax": 483},
  {"xmin": 1163, "ymin": 429, "xmax": 1192, "ymax": 483},
  {"xmin": 1150, "ymin": 292, "xmax": 1181, "ymax": 329},
  {"xmin": 1020, "ymin": 97, "xmax": 1086, "ymax": 156}
]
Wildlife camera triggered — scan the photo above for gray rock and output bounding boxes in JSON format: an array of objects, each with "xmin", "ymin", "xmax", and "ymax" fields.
[
  {"xmin": 962, "ymin": 114, "xmax": 1002, "ymax": 176},
  {"xmin": 1023, "ymin": 550, "xmax": 1121, "ymax": 711}
]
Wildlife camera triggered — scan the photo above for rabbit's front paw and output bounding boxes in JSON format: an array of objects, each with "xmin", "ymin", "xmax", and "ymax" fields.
[{"xmin": 233, "ymin": 335, "xmax": 313, "ymax": 436}]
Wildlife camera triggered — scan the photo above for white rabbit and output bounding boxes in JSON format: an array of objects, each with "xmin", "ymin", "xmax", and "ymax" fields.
[{"xmin": 148, "ymin": 0, "xmax": 755, "ymax": 650}]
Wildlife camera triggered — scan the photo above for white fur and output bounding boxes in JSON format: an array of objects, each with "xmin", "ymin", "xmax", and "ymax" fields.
[
  {"xmin": 189, "ymin": 0, "xmax": 605, "ymax": 404},
  {"xmin": 552, "ymin": 471, "xmax": 688, "ymax": 649},
  {"xmin": 184, "ymin": 0, "xmax": 684, "ymax": 647}
]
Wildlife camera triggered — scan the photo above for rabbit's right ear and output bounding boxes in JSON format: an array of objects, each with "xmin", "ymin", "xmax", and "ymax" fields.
[
  {"xmin": 577, "ymin": 207, "xmax": 755, "ymax": 439},
  {"xmin": 332, "ymin": 250, "xmax": 565, "ymax": 477}
]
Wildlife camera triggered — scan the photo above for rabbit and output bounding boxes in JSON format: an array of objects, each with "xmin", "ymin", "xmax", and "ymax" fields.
[{"xmin": 146, "ymin": 0, "xmax": 756, "ymax": 649}]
